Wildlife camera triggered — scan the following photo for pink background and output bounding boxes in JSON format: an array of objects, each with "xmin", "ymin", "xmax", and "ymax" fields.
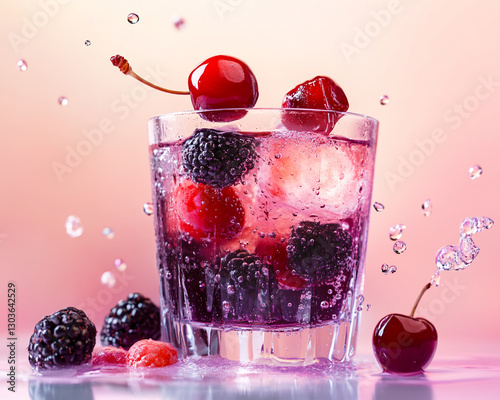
[{"xmin": 1, "ymin": 0, "xmax": 499, "ymax": 362}]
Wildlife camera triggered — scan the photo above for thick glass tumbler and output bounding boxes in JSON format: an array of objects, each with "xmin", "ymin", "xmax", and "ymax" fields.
[{"xmin": 148, "ymin": 108, "xmax": 378, "ymax": 365}]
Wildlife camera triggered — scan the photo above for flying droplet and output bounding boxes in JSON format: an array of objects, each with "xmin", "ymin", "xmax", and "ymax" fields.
[
  {"xmin": 114, "ymin": 258, "xmax": 127, "ymax": 272},
  {"xmin": 393, "ymin": 240, "xmax": 407, "ymax": 254},
  {"xmin": 381, "ymin": 263, "xmax": 389, "ymax": 274},
  {"xmin": 101, "ymin": 271, "xmax": 117, "ymax": 288},
  {"xmin": 127, "ymin": 13, "xmax": 139, "ymax": 24},
  {"xmin": 17, "ymin": 59, "xmax": 28, "ymax": 72},
  {"xmin": 65, "ymin": 215, "xmax": 83, "ymax": 238},
  {"xmin": 422, "ymin": 199, "xmax": 432, "ymax": 217},
  {"xmin": 435, "ymin": 245, "xmax": 461, "ymax": 271},
  {"xmin": 388, "ymin": 265, "xmax": 397, "ymax": 274},
  {"xmin": 430, "ymin": 270, "xmax": 441, "ymax": 286},
  {"xmin": 389, "ymin": 224, "xmax": 406, "ymax": 240},
  {"xmin": 468, "ymin": 165, "xmax": 482, "ymax": 180},
  {"xmin": 366, "ymin": 304, "xmax": 372, "ymax": 311},
  {"xmin": 172, "ymin": 15, "xmax": 186, "ymax": 30},
  {"xmin": 380, "ymin": 95, "xmax": 390, "ymax": 105},
  {"xmin": 58, "ymin": 96, "xmax": 69, "ymax": 106},
  {"xmin": 373, "ymin": 202, "xmax": 385, "ymax": 212},
  {"xmin": 84, "ymin": 40, "xmax": 91, "ymax": 46},
  {"xmin": 143, "ymin": 202, "xmax": 154, "ymax": 216},
  {"xmin": 102, "ymin": 227, "xmax": 115, "ymax": 239}
]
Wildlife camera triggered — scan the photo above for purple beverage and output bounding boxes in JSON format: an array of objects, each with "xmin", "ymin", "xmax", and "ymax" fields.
[{"xmin": 149, "ymin": 108, "xmax": 378, "ymax": 365}]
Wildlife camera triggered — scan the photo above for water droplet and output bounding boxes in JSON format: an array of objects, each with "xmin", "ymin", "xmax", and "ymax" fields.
[
  {"xmin": 422, "ymin": 199, "xmax": 432, "ymax": 217},
  {"xmin": 469, "ymin": 164, "xmax": 482, "ymax": 180},
  {"xmin": 380, "ymin": 95, "xmax": 390, "ymax": 105},
  {"xmin": 172, "ymin": 15, "xmax": 186, "ymax": 30},
  {"xmin": 373, "ymin": 202, "xmax": 385, "ymax": 212},
  {"xmin": 102, "ymin": 227, "xmax": 115, "ymax": 239},
  {"xmin": 430, "ymin": 270, "xmax": 441, "ymax": 286},
  {"xmin": 101, "ymin": 271, "xmax": 116, "ymax": 288},
  {"xmin": 65, "ymin": 215, "xmax": 83, "ymax": 238},
  {"xmin": 366, "ymin": 304, "xmax": 371, "ymax": 311},
  {"xmin": 393, "ymin": 240, "xmax": 407, "ymax": 254},
  {"xmin": 381, "ymin": 263, "xmax": 389, "ymax": 274},
  {"xmin": 127, "ymin": 13, "xmax": 139, "ymax": 24},
  {"xmin": 17, "ymin": 59, "xmax": 28, "ymax": 72},
  {"xmin": 435, "ymin": 245, "xmax": 461, "ymax": 271},
  {"xmin": 458, "ymin": 235, "xmax": 479, "ymax": 265},
  {"xmin": 388, "ymin": 265, "xmax": 397, "ymax": 274},
  {"xmin": 143, "ymin": 202, "xmax": 154, "ymax": 216},
  {"xmin": 58, "ymin": 96, "xmax": 69, "ymax": 106},
  {"xmin": 114, "ymin": 258, "xmax": 127, "ymax": 272},
  {"xmin": 389, "ymin": 224, "xmax": 406, "ymax": 240},
  {"xmin": 320, "ymin": 301, "xmax": 330, "ymax": 309},
  {"xmin": 274, "ymin": 153, "xmax": 282, "ymax": 159},
  {"xmin": 84, "ymin": 40, "xmax": 91, "ymax": 46}
]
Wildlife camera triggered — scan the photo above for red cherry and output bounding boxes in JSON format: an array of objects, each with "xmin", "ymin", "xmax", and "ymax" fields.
[
  {"xmin": 188, "ymin": 55, "xmax": 259, "ymax": 121},
  {"xmin": 372, "ymin": 313, "xmax": 438, "ymax": 375},
  {"xmin": 174, "ymin": 180, "xmax": 245, "ymax": 241},
  {"xmin": 281, "ymin": 76, "xmax": 349, "ymax": 134},
  {"xmin": 255, "ymin": 238, "xmax": 306, "ymax": 290}
]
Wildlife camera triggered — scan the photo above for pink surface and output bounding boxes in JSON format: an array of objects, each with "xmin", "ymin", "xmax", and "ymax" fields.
[{"xmin": 1, "ymin": 0, "xmax": 499, "ymax": 378}]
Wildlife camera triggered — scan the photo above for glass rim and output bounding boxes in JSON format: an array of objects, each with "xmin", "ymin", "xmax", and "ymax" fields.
[{"xmin": 148, "ymin": 107, "xmax": 379, "ymax": 125}]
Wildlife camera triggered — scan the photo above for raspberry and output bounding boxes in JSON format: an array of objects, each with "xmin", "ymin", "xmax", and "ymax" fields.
[
  {"xmin": 100, "ymin": 293, "xmax": 161, "ymax": 350},
  {"xmin": 92, "ymin": 346, "xmax": 128, "ymax": 366},
  {"xmin": 182, "ymin": 128, "xmax": 258, "ymax": 189},
  {"xmin": 127, "ymin": 339, "xmax": 178, "ymax": 368},
  {"xmin": 28, "ymin": 307, "xmax": 96, "ymax": 370},
  {"xmin": 220, "ymin": 249, "xmax": 271, "ymax": 291},
  {"xmin": 287, "ymin": 221, "xmax": 353, "ymax": 281}
]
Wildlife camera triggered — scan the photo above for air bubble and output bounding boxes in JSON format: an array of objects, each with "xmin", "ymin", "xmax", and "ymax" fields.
[
  {"xmin": 127, "ymin": 13, "xmax": 139, "ymax": 24},
  {"xmin": 58, "ymin": 96, "xmax": 69, "ymax": 106},
  {"xmin": 222, "ymin": 301, "xmax": 231, "ymax": 311},
  {"xmin": 65, "ymin": 215, "xmax": 83, "ymax": 238},
  {"xmin": 320, "ymin": 301, "xmax": 330, "ymax": 309},
  {"xmin": 422, "ymin": 199, "xmax": 432, "ymax": 217},
  {"xmin": 84, "ymin": 40, "xmax": 91, "ymax": 46},
  {"xmin": 469, "ymin": 165, "xmax": 482, "ymax": 180},
  {"xmin": 373, "ymin": 202, "xmax": 385, "ymax": 212},
  {"xmin": 389, "ymin": 224, "xmax": 406, "ymax": 240},
  {"xmin": 114, "ymin": 258, "xmax": 127, "ymax": 272},
  {"xmin": 101, "ymin": 271, "xmax": 116, "ymax": 288},
  {"xmin": 17, "ymin": 59, "xmax": 28, "ymax": 72},
  {"xmin": 143, "ymin": 202, "xmax": 154, "ymax": 215},
  {"xmin": 393, "ymin": 240, "xmax": 407, "ymax": 254},
  {"xmin": 102, "ymin": 227, "xmax": 115, "ymax": 239},
  {"xmin": 380, "ymin": 95, "xmax": 390, "ymax": 105}
]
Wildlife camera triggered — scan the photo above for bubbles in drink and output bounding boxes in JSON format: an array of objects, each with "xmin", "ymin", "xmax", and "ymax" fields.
[
  {"xmin": 84, "ymin": 40, "xmax": 91, "ymax": 46},
  {"xmin": 380, "ymin": 95, "xmax": 390, "ymax": 105},
  {"xmin": 17, "ymin": 59, "xmax": 28, "ymax": 71},
  {"xmin": 422, "ymin": 199, "xmax": 432, "ymax": 217},
  {"xmin": 320, "ymin": 301, "xmax": 329, "ymax": 309},
  {"xmin": 393, "ymin": 240, "xmax": 407, "ymax": 254},
  {"xmin": 114, "ymin": 258, "xmax": 127, "ymax": 272},
  {"xmin": 468, "ymin": 164, "xmax": 482, "ymax": 180},
  {"xmin": 127, "ymin": 13, "xmax": 139, "ymax": 24},
  {"xmin": 389, "ymin": 224, "xmax": 406, "ymax": 240},
  {"xmin": 373, "ymin": 202, "xmax": 385, "ymax": 212},
  {"xmin": 172, "ymin": 15, "xmax": 186, "ymax": 30},
  {"xmin": 102, "ymin": 227, "xmax": 115, "ymax": 239},
  {"xmin": 58, "ymin": 96, "xmax": 69, "ymax": 106},
  {"xmin": 101, "ymin": 271, "xmax": 116, "ymax": 288},
  {"xmin": 143, "ymin": 202, "xmax": 154, "ymax": 215},
  {"xmin": 65, "ymin": 215, "xmax": 83, "ymax": 238}
]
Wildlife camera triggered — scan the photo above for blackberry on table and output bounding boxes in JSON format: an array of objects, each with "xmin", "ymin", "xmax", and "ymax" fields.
[
  {"xmin": 287, "ymin": 221, "xmax": 353, "ymax": 281},
  {"xmin": 100, "ymin": 293, "xmax": 161, "ymax": 350},
  {"xmin": 28, "ymin": 307, "xmax": 96, "ymax": 370},
  {"xmin": 182, "ymin": 128, "xmax": 258, "ymax": 189}
]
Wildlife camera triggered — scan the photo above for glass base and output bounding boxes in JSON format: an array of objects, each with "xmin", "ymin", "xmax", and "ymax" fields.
[{"xmin": 162, "ymin": 314, "xmax": 360, "ymax": 366}]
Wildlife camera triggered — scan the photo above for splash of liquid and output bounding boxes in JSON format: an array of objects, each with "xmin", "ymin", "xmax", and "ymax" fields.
[
  {"xmin": 389, "ymin": 224, "xmax": 406, "ymax": 240},
  {"xmin": 432, "ymin": 216, "xmax": 494, "ymax": 284}
]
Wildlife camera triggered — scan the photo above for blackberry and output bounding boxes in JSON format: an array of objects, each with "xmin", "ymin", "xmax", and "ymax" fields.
[
  {"xmin": 220, "ymin": 249, "xmax": 271, "ymax": 290},
  {"xmin": 287, "ymin": 221, "xmax": 353, "ymax": 281},
  {"xmin": 100, "ymin": 293, "xmax": 161, "ymax": 350},
  {"xmin": 28, "ymin": 307, "xmax": 96, "ymax": 370},
  {"xmin": 182, "ymin": 128, "xmax": 258, "ymax": 189}
]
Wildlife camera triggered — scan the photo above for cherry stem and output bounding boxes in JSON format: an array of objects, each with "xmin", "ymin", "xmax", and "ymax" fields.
[
  {"xmin": 111, "ymin": 55, "xmax": 190, "ymax": 96},
  {"xmin": 409, "ymin": 282, "xmax": 432, "ymax": 318}
]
